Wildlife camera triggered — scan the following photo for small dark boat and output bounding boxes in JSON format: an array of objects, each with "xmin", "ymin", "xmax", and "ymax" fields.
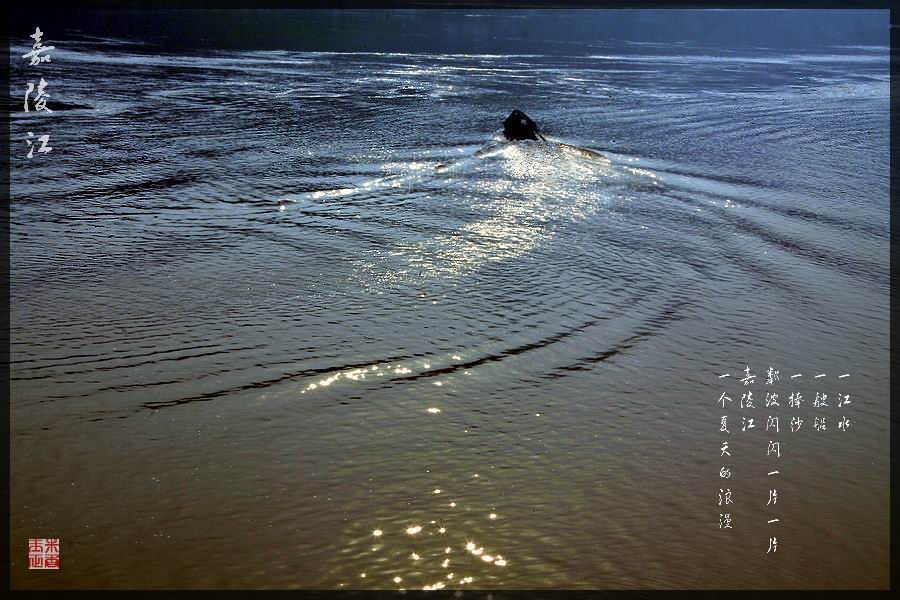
[{"xmin": 503, "ymin": 109, "xmax": 544, "ymax": 141}]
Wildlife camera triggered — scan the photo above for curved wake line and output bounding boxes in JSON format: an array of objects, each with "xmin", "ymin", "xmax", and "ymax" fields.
[{"xmin": 277, "ymin": 138, "xmax": 659, "ymax": 208}]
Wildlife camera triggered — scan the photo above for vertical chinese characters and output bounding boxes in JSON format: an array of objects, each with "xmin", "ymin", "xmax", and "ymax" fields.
[
  {"xmin": 22, "ymin": 27, "xmax": 55, "ymax": 158},
  {"xmin": 715, "ymin": 366, "xmax": 853, "ymax": 555}
]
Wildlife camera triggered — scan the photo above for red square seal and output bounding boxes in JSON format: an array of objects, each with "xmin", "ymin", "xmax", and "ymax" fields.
[{"xmin": 28, "ymin": 538, "xmax": 60, "ymax": 570}]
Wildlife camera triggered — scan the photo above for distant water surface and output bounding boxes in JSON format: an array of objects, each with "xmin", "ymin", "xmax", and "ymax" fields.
[{"xmin": 9, "ymin": 37, "xmax": 889, "ymax": 589}]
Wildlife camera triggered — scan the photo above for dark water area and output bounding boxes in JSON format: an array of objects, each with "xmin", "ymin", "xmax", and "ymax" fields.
[{"xmin": 8, "ymin": 10, "xmax": 890, "ymax": 589}]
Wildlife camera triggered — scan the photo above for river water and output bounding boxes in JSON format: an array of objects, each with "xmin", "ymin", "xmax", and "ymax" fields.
[{"xmin": 9, "ymin": 32, "xmax": 889, "ymax": 589}]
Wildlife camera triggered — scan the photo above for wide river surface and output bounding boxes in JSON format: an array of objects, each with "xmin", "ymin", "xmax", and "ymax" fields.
[{"xmin": 9, "ymin": 37, "xmax": 889, "ymax": 588}]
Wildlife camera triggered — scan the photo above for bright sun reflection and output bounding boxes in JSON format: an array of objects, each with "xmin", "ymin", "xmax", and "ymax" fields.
[
  {"xmin": 375, "ymin": 139, "xmax": 658, "ymax": 280},
  {"xmin": 355, "ymin": 483, "xmax": 509, "ymax": 588}
]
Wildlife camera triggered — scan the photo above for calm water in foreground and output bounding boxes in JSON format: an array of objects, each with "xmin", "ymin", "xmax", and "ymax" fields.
[{"xmin": 9, "ymin": 37, "xmax": 889, "ymax": 588}]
